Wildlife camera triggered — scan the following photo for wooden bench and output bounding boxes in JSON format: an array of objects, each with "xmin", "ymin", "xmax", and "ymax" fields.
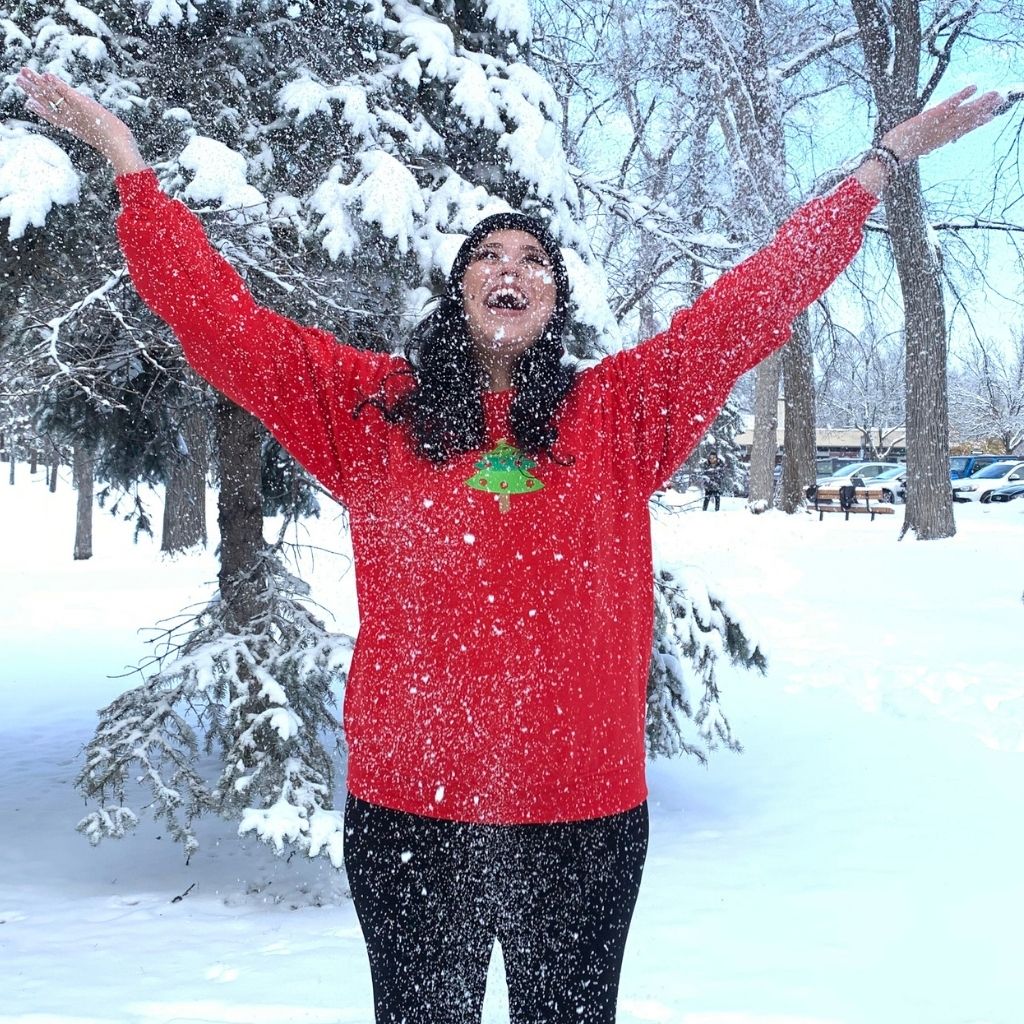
[{"xmin": 808, "ymin": 484, "xmax": 897, "ymax": 521}]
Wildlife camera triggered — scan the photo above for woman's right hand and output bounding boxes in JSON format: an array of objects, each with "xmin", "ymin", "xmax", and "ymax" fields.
[{"xmin": 15, "ymin": 67, "xmax": 146, "ymax": 175}]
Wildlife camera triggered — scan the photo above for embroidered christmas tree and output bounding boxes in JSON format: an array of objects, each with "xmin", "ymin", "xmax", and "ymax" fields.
[{"xmin": 466, "ymin": 439, "xmax": 544, "ymax": 513}]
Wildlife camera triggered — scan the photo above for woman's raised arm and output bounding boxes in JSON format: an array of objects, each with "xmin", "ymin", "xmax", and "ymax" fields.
[
  {"xmin": 684, "ymin": 83, "xmax": 1010, "ymax": 379},
  {"xmin": 853, "ymin": 85, "xmax": 1009, "ymax": 197},
  {"xmin": 584, "ymin": 84, "xmax": 1011, "ymax": 495},
  {"xmin": 14, "ymin": 68, "xmax": 400, "ymax": 505}
]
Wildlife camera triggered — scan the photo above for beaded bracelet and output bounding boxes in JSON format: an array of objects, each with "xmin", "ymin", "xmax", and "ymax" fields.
[{"xmin": 865, "ymin": 143, "xmax": 902, "ymax": 173}]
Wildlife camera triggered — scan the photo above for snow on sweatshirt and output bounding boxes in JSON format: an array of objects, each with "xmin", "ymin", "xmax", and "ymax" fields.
[{"xmin": 115, "ymin": 168, "xmax": 877, "ymax": 824}]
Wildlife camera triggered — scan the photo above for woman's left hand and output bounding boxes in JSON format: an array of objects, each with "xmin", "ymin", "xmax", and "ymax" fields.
[{"xmin": 883, "ymin": 85, "xmax": 1010, "ymax": 161}]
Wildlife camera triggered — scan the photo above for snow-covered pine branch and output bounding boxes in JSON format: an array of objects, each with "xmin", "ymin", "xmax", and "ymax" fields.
[
  {"xmin": 76, "ymin": 552, "xmax": 355, "ymax": 864},
  {"xmin": 646, "ymin": 563, "xmax": 767, "ymax": 764}
]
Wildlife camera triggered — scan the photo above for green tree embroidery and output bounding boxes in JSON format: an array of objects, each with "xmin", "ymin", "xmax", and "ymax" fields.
[{"xmin": 466, "ymin": 439, "xmax": 544, "ymax": 513}]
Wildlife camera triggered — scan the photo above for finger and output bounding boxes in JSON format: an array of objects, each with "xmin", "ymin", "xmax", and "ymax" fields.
[
  {"xmin": 19, "ymin": 68, "xmax": 56, "ymax": 93},
  {"xmin": 25, "ymin": 99, "xmax": 54, "ymax": 124},
  {"xmin": 17, "ymin": 74, "xmax": 53, "ymax": 105},
  {"xmin": 14, "ymin": 69, "xmax": 39, "ymax": 96},
  {"xmin": 962, "ymin": 91, "xmax": 1006, "ymax": 124},
  {"xmin": 945, "ymin": 84, "xmax": 979, "ymax": 105}
]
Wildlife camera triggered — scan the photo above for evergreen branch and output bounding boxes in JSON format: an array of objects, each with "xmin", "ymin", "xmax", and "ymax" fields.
[
  {"xmin": 646, "ymin": 562, "xmax": 767, "ymax": 762},
  {"xmin": 75, "ymin": 553, "xmax": 354, "ymax": 863}
]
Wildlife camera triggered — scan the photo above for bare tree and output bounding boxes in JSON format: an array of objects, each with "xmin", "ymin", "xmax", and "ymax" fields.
[
  {"xmin": 818, "ymin": 322, "xmax": 907, "ymax": 457},
  {"xmin": 678, "ymin": 1, "xmax": 869, "ymax": 510},
  {"xmin": 849, "ymin": 0, "xmax": 1024, "ymax": 537},
  {"xmin": 949, "ymin": 333, "xmax": 1024, "ymax": 453},
  {"xmin": 534, "ymin": 0, "xmax": 871, "ymax": 513},
  {"xmin": 533, "ymin": 0, "xmax": 730, "ymax": 339}
]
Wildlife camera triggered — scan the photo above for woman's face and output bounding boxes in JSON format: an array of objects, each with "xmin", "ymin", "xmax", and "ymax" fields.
[{"xmin": 461, "ymin": 230, "xmax": 558, "ymax": 377}]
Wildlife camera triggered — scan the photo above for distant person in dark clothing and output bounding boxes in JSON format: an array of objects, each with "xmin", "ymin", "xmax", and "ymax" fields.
[{"xmin": 701, "ymin": 451, "xmax": 725, "ymax": 511}]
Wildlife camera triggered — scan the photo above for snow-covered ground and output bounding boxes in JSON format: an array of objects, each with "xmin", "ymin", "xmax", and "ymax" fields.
[{"xmin": 2, "ymin": 472, "xmax": 1022, "ymax": 1024}]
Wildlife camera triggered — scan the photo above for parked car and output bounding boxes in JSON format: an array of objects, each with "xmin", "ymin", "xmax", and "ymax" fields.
[
  {"xmin": 870, "ymin": 465, "xmax": 907, "ymax": 503},
  {"xmin": 816, "ymin": 461, "xmax": 900, "ymax": 484},
  {"xmin": 815, "ymin": 457, "xmax": 861, "ymax": 478},
  {"xmin": 982, "ymin": 482, "xmax": 1024, "ymax": 504},
  {"xmin": 949, "ymin": 454, "xmax": 1019, "ymax": 480},
  {"xmin": 807, "ymin": 461, "xmax": 901, "ymax": 500},
  {"xmin": 951, "ymin": 461, "xmax": 1024, "ymax": 502}
]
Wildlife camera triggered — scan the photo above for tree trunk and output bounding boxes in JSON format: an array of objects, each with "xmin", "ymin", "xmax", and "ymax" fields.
[
  {"xmin": 30, "ymin": 450, "xmax": 39, "ymax": 474},
  {"xmin": 850, "ymin": 0, "xmax": 956, "ymax": 539},
  {"xmin": 49, "ymin": 443, "xmax": 60, "ymax": 492},
  {"xmin": 748, "ymin": 352, "xmax": 782, "ymax": 505},
  {"xmin": 162, "ymin": 406, "xmax": 209, "ymax": 554},
  {"xmin": 214, "ymin": 396, "xmax": 267, "ymax": 631},
  {"xmin": 73, "ymin": 445, "xmax": 94, "ymax": 560},
  {"xmin": 777, "ymin": 313, "xmax": 817, "ymax": 511},
  {"xmin": 886, "ymin": 166, "xmax": 955, "ymax": 539},
  {"xmin": 8, "ymin": 441, "xmax": 13, "ymax": 486}
]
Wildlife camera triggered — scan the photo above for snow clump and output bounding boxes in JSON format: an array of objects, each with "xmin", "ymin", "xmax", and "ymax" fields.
[
  {"xmin": 178, "ymin": 136, "xmax": 270, "ymax": 234},
  {"xmin": 0, "ymin": 125, "xmax": 80, "ymax": 240}
]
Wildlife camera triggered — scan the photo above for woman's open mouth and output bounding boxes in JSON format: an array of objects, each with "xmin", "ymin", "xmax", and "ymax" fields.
[{"xmin": 485, "ymin": 286, "xmax": 529, "ymax": 311}]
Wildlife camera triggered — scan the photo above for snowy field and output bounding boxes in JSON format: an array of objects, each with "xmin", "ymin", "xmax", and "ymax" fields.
[{"xmin": 2, "ymin": 472, "xmax": 1022, "ymax": 1024}]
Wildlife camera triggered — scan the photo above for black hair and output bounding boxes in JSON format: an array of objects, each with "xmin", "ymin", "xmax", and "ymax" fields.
[{"xmin": 362, "ymin": 213, "xmax": 577, "ymax": 465}]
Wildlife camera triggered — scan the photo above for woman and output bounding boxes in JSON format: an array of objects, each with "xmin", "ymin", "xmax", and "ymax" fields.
[{"xmin": 14, "ymin": 67, "xmax": 1005, "ymax": 1023}]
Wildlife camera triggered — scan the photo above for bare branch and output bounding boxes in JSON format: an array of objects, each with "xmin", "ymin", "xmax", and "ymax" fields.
[
  {"xmin": 920, "ymin": 1, "xmax": 979, "ymax": 106},
  {"xmin": 773, "ymin": 27, "xmax": 861, "ymax": 81},
  {"xmin": 931, "ymin": 217, "xmax": 1024, "ymax": 233}
]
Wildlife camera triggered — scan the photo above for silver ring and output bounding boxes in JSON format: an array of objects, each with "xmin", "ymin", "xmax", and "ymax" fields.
[{"xmin": 50, "ymin": 97, "xmax": 65, "ymax": 112}]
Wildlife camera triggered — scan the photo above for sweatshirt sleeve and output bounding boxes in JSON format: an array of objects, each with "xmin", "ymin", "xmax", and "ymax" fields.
[
  {"xmin": 582, "ymin": 176, "xmax": 879, "ymax": 495},
  {"xmin": 114, "ymin": 168, "xmax": 403, "ymax": 505}
]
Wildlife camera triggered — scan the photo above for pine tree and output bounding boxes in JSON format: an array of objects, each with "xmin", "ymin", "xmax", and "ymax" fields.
[{"xmin": 1, "ymin": 0, "xmax": 613, "ymax": 859}]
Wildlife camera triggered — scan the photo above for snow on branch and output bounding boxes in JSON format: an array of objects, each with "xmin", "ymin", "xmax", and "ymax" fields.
[
  {"xmin": 348, "ymin": 150, "xmax": 426, "ymax": 255},
  {"xmin": 64, "ymin": 1, "xmax": 113, "ymax": 39},
  {"xmin": 646, "ymin": 561, "xmax": 767, "ymax": 763},
  {"xmin": 772, "ymin": 27, "xmax": 861, "ymax": 81},
  {"xmin": 178, "ymin": 137, "xmax": 270, "ymax": 235},
  {"xmin": 931, "ymin": 217, "xmax": 1024, "ymax": 234},
  {"xmin": 0, "ymin": 125, "xmax": 81, "ymax": 241},
  {"xmin": 482, "ymin": 0, "xmax": 532, "ymax": 46},
  {"xmin": 76, "ymin": 552, "xmax": 355, "ymax": 865}
]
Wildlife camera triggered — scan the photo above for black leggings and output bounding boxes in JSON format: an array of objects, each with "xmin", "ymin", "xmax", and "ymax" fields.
[{"xmin": 343, "ymin": 794, "xmax": 648, "ymax": 1024}]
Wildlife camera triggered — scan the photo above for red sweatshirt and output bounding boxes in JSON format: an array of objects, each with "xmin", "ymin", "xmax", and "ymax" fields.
[{"xmin": 115, "ymin": 169, "xmax": 877, "ymax": 824}]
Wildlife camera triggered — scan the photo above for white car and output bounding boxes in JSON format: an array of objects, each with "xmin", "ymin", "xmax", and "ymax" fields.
[
  {"xmin": 869, "ymin": 465, "xmax": 908, "ymax": 504},
  {"xmin": 817, "ymin": 461, "xmax": 903, "ymax": 487},
  {"xmin": 807, "ymin": 462, "xmax": 904, "ymax": 502},
  {"xmin": 951, "ymin": 461, "xmax": 1024, "ymax": 502}
]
